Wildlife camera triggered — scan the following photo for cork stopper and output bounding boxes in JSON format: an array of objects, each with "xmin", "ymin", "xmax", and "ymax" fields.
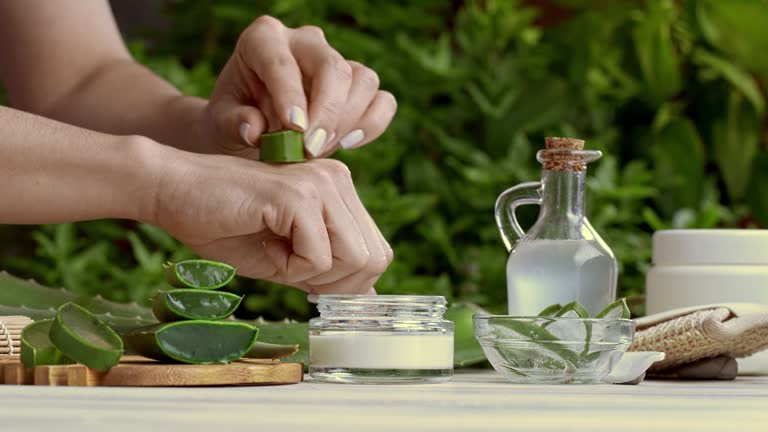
[{"xmin": 542, "ymin": 137, "xmax": 586, "ymax": 171}]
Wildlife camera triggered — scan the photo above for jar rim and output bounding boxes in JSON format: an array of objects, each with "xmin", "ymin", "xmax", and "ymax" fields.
[{"xmin": 315, "ymin": 295, "xmax": 447, "ymax": 306}]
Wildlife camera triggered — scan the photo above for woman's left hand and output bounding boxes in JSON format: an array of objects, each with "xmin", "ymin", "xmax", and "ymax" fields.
[{"xmin": 202, "ymin": 15, "xmax": 397, "ymax": 159}]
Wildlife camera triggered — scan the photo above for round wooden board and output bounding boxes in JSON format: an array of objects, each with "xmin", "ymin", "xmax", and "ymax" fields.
[{"xmin": 0, "ymin": 356, "xmax": 304, "ymax": 387}]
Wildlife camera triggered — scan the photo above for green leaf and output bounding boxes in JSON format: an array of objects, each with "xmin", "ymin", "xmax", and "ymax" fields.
[
  {"xmin": 693, "ymin": 49, "xmax": 765, "ymax": 114},
  {"xmin": 632, "ymin": 1, "xmax": 681, "ymax": 106},
  {"xmin": 649, "ymin": 118, "xmax": 705, "ymax": 216},
  {"xmin": 445, "ymin": 303, "xmax": 488, "ymax": 367},
  {"xmin": 747, "ymin": 153, "xmax": 768, "ymax": 227},
  {"xmin": 712, "ymin": 91, "xmax": 761, "ymax": 200}
]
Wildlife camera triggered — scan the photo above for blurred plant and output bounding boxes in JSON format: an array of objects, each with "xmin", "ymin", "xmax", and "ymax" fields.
[{"xmin": 1, "ymin": 0, "xmax": 766, "ymax": 319}]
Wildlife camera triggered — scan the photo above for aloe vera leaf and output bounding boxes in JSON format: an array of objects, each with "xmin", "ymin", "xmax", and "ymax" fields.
[
  {"xmin": 49, "ymin": 303, "xmax": 124, "ymax": 371},
  {"xmin": 152, "ymin": 289, "xmax": 243, "ymax": 322},
  {"xmin": 596, "ymin": 298, "xmax": 631, "ymax": 319},
  {"xmin": 0, "ymin": 271, "xmax": 156, "ymax": 331},
  {"xmin": 446, "ymin": 303, "xmax": 488, "ymax": 367},
  {"xmin": 537, "ymin": 303, "xmax": 562, "ymax": 317},
  {"xmin": 253, "ymin": 320, "xmax": 309, "ymax": 366},
  {"xmin": 20, "ymin": 319, "xmax": 75, "ymax": 368},
  {"xmin": 491, "ymin": 318, "xmax": 582, "ymax": 365},
  {"xmin": 123, "ymin": 321, "xmax": 258, "ymax": 364},
  {"xmin": 243, "ymin": 341, "xmax": 300, "ymax": 360},
  {"xmin": 551, "ymin": 301, "xmax": 593, "ymax": 356},
  {"xmin": 163, "ymin": 260, "xmax": 236, "ymax": 289}
]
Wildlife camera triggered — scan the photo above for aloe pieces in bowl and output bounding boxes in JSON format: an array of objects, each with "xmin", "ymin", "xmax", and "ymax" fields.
[
  {"xmin": 152, "ymin": 289, "xmax": 243, "ymax": 322},
  {"xmin": 123, "ymin": 321, "xmax": 259, "ymax": 364},
  {"xmin": 164, "ymin": 259, "xmax": 236, "ymax": 290}
]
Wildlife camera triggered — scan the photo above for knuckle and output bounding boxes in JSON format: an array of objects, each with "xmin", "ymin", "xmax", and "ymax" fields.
[
  {"xmin": 367, "ymin": 255, "xmax": 390, "ymax": 275},
  {"xmin": 356, "ymin": 67, "xmax": 380, "ymax": 89},
  {"xmin": 298, "ymin": 25, "xmax": 325, "ymax": 40},
  {"xmin": 326, "ymin": 56, "xmax": 353, "ymax": 81},
  {"xmin": 262, "ymin": 53, "xmax": 295, "ymax": 71},
  {"xmin": 252, "ymin": 15, "xmax": 283, "ymax": 30},
  {"xmin": 316, "ymin": 159, "xmax": 352, "ymax": 180},
  {"xmin": 289, "ymin": 180, "xmax": 320, "ymax": 201},
  {"xmin": 346, "ymin": 248, "xmax": 371, "ymax": 271}
]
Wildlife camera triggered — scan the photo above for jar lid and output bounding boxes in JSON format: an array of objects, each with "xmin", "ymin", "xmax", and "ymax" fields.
[
  {"xmin": 653, "ymin": 229, "xmax": 768, "ymax": 265},
  {"xmin": 259, "ymin": 130, "xmax": 305, "ymax": 163}
]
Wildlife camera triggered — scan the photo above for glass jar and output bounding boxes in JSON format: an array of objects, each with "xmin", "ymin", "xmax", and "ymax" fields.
[{"xmin": 309, "ymin": 295, "xmax": 454, "ymax": 384}]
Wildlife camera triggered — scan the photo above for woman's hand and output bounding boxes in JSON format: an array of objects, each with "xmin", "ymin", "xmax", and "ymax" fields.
[
  {"xmin": 151, "ymin": 148, "xmax": 392, "ymax": 294},
  {"xmin": 203, "ymin": 15, "xmax": 397, "ymax": 159}
]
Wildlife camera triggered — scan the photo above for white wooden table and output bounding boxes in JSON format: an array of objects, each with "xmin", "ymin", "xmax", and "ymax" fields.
[{"xmin": 1, "ymin": 371, "xmax": 766, "ymax": 432}]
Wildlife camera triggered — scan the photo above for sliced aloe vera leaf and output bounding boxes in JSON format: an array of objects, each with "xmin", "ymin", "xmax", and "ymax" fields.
[
  {"xmin": 490, "ymin": 318, "xmax": 582, "ymax": 365},
  {"xmin": 555, "ymin": 301, "xmax": 590, "ymax": 318},
  {"xmin": 49, "ymin": 303, "xmax": 124, "ymax": 371},
  {"xmin": 163, "ymin": 259, "xmax": 236, "ymax": 290},
  {"xmin": 20, "ymin": 319, "xmax": 75, "ymax": 368},
  {"xmin": 596, "ymin": 298, "xmax": 631, "ymax": 319},
  {"xmin": 537, "ymin": 303, "xmax": 563, "ymax": 317},
  {"xmin": 243, "ymin": 341, "xmax": 300, "ymax": 360},
  {"xmin": 123, "ymin": 321, "xmax": 258, "ymax": 364},
  {"xmin": 152, "ymin": 289, "xmax": 243, "ymax": 322}
]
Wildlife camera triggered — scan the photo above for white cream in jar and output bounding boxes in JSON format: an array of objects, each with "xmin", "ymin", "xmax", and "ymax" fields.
[{"xmin": 308, "ymin": 295, "xmax": 454, "ymax": 384}]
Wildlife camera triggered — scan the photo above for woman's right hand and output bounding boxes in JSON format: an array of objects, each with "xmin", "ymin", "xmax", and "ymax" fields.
[{"xmin": 149, "ymin": 145, "xmax": 392, "ymax": 295}]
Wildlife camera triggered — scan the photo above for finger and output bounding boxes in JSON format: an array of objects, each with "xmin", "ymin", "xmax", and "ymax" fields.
[
  {"xmin": 303, "ymin": 176, "xmax": 370, "ymax": 286},
  {"xmin": 302, "ymin": 273, "xmax": 382, "ymax": 296},
  {"xmin": 262, "ymin": 191, "xmax": 333, "ymax": 282},
  {"xmin": 239, "ymin": 16, "xmax": 308, "ymax": 131},
  {"xmin": 290, "ymin": 31, "xmax": 353, "ymax": 157},
  {"xmin": 304, "ymin": 160, "xmax": 390, "ymax": 293},
  {"xmin": 318, "ymin": 61, "xmax": 380, "ymax": 156},
  {"xmin": 209, "ymin": 93, "xmax": 267, "ymax": 158},
  {"xmin": 339, "ymin": 91, "xmax": 397, "ymax": 150}
]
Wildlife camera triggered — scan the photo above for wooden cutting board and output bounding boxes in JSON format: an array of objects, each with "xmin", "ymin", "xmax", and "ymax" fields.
[{"xmin": 0, "ymin": 355, "xmax": 303, "ymax": 387}]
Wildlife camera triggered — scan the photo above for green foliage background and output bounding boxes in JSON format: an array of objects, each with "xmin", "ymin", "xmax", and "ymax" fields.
[{"xmin": 1, "ymin": 0, "xmax": 767, "ymax": 319}]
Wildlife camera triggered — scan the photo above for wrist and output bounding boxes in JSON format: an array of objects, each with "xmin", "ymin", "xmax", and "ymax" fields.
[{"xmin": 116, "ymin": 135, "xmax": 176, "ymax": 224}]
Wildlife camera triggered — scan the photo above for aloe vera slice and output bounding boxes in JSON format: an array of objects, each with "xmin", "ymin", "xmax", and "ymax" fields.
[
  {"xmin": 123, "ymin": 321, "xmax": 258, "ymax": 364},
  {"xmin": 49, "ymin": 303, "xmax": 124, "ymax": 371},
  {"xmin": 537, "ymin": 303, "xmax": 562, "ymax": 317},
  {"xmin": 163, "ymin": 259, "xmax": 236, "ymax": 290},
  {"xmin": 243, "ymin": 341, "xmax": 300, "ymax": 360},
  {"xmin": 152, "ymin": 289, "xmax": 243, "ymax": 322},
  {"xmin": 596, "ymin": 298, "xmax": 631, "ymax": 319},
  {"xmin": 555, "ymin": 301, "xmax": 590, "ymax": 318},
  {"xmin": 20, "ymin": 319, "xmax": 74, "ymax": 368}
]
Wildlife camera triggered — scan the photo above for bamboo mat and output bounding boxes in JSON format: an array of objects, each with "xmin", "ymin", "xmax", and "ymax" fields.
[{"xmin": 0, "ymin": 316, "xmax": 33, "ymax": 356}]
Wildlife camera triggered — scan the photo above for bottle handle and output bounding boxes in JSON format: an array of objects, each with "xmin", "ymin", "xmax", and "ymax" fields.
[{"xmin": 494, "ymin": 181, "xmax": 542, "ymax": 252}]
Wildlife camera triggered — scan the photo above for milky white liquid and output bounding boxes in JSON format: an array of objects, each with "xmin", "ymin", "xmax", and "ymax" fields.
[
  {"xmin": 506, "ymin": 239, "xmax": 617, "ymax": 316},
  {"xmin": 309, "ymin": 332, "xmax": 454, "ymax": 369}
]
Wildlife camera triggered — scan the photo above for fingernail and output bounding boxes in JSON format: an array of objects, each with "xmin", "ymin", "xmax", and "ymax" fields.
[
  {"xmin": 327, "ymin": 131, "xmax": 336, "ymax": 145},
  {"xmin": 239, "ymin": 123, "xmax": 253, "ymax": 146},
  {"xmin": 290, "ymin": 106, "xmax": 307, "ymax": 130},
  {"xmin": 365, "ymin": 288, "xmax": 377, "ymax": 295},
  {"xmin": 306, "ymin": 128, "xmax": 327, "ymax": 157},
  {"xmin": 340, "ymin": 129, "xmax": 365, "ymax": 149}
]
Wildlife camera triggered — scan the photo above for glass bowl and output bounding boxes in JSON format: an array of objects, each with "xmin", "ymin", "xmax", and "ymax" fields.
[{"xmin": 474, "ymin": 315, "xmax": 635, "ymax": 384}]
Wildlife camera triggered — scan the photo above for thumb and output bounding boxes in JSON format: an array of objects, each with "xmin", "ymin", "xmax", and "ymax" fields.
[{"xmin": 211, "ymin": 95, "xmax": 268, "ymax": 158}]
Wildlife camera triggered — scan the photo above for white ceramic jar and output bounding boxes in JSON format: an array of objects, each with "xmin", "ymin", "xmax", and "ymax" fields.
[{"xmin": 646, "ymin": 229, "xmax": 768, "ymax": 374}]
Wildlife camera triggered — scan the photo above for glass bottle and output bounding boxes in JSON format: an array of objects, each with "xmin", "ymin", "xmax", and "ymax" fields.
[
  {"xmin": 494, "ymin": 137, "xmax": 617, "ymax": 316},
  {"xmin": 309, "ymin": 295, "xmax": 453, "ymax": 384}
]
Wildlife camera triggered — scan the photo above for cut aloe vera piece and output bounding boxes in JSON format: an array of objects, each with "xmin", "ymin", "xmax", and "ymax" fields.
[
  {"xmin": 555, "ymin": 301, "xmax": 590, "ymax": 318},
  {"xmin": 49, "ymin": 303, "xmax": 124, "ymax": 371},
  {"xmin": 243, "ymin": 341, "xmax": 300, "ymax": 360},
  {"xmin": 152, "ymin": 289, "xmax": 243, "ymax": 322},
  {"xmin": 123, "ymin": 321, "xmax": 258, "ymax": 364},
  {"xmin": 164, "ymin": 259, "xmax": 236, "ymax": 289},
  {"xmin": 20, "ymin": 319, "xmax": 74, "ymax": 368},
  {"xmin": 537, "ymin": 303, "xmax": 562, "ymax": 317},
  {"xmin": 596, "ymin": 298, "xmax": 631, "ymax": 319}
]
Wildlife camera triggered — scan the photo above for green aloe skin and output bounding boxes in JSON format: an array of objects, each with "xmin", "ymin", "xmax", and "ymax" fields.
[
  {"xmin": 20, "ymin": 319, "xmax": 74, "ymax": 368},
  {"xmin": 49, "ymin": 303, "xmax": 124, "ymax": 372},
  {"xmin": 163, "ymin": 259, "xmax": 236, "ymax": 290},
  {"xmin": 123, "ymin": 321, "xmax": 259, "ymax": 364},
  {"xmin": 152, "ymin": 289, "xmax": 243, "ymax": 322}
]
